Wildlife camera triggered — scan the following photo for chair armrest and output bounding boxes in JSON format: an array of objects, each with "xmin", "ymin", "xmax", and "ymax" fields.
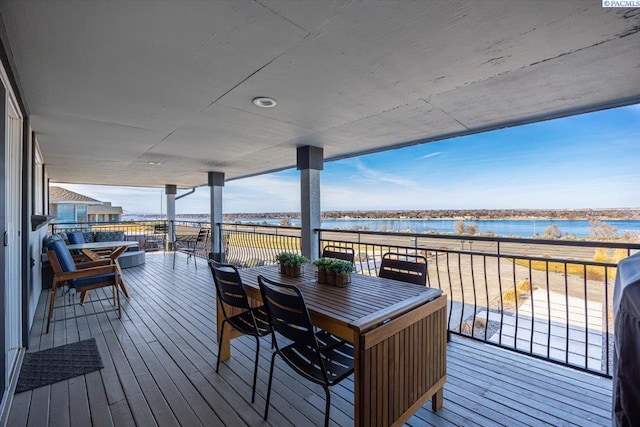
[
  {"xmin": 54, "ymin": 264, "xmax": 118, "ymax": 281},
  {"xmin": 77, "ymin": 259, "xmax": 113, "ymax": 268}
]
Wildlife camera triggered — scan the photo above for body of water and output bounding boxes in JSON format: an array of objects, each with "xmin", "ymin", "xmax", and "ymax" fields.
[
  {"xmin": 122, "ymin": 215, "xmax": 640, "ymax": 238},
  {"xmin": 229, "ymin": 218, "xmax": 640, "ymax": 238}
]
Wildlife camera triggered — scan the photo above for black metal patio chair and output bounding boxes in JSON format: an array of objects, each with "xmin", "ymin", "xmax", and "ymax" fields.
[
  {"xmin": 258, "ymin": 275, "xmax": 354, "ymax": 427},
  {"xmin": 321, "ymin": 245, "xmax": 355, "ymax": 264},
  {"xmin": 209, "ymin": 261, "xmax": 271, "ymax": 403},
  {"xmin": 378, "ymin": 252, "xmax": 428, "ymax": 286},
  {"xmin": 173, "ymin": 227, "xmax": 209, "ymax": 270}
]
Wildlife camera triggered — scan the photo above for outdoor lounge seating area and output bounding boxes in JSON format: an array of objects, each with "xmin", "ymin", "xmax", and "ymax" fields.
[
  {"xmin": 44, "ymin": 231, "xmax": 145, "ymax": 269},
  {"xmin": 8, "ymin": 252, "xmax": 613, "ymax": 426}
]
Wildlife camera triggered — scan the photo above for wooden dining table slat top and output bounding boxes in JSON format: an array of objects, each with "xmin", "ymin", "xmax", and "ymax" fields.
[{"xmin": 238, "ymin": 264, "xmax": 442, "ymax": 334}]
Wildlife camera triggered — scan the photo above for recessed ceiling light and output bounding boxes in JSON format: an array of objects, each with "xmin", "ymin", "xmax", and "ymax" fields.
[
  {"xmin": 147, "ymin": 161, "xmax": 162, "ymax": 165},
  {"xmin": 252, "ymin": 97, "xmax": 277, "ymax": 108}
]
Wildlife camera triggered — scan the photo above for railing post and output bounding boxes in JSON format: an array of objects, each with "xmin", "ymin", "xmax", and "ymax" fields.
[
  {"xmin": 208, "ymin": 172, "xmax": 225, "ymax": 261},
  {"xmin": 165, "ymin": 184, "xmax": 176, "ymax": 251}
]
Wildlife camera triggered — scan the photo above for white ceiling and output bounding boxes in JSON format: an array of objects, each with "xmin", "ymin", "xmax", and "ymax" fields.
[{"xmin": 1, "ymin": 1, "xmax": 639, "ymax": 188}]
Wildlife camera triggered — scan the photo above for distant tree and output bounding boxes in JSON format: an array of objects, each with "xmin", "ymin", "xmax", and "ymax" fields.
[
  {"xmin": 454, "ymin": 220, "xmax": 478, "ymax": 235},
  {"xmin": 466, "ymin": 224, "xmax": 478, "ymax": 235},
  {"xmin": 544, "ymin": 224, "xmax": 562, "ymax": 239},
  {"xmin": 590, "ymin": 220, "xmax": 618, "ymax": 239},
  {"xmin": 280, "ymin": 218, "xmax": 291, "ymax": 227}
]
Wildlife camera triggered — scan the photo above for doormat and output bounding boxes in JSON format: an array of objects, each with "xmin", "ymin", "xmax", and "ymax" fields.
[{"xmin": 15, "ymin": 338, "xmax": 103, "ymax": 393}]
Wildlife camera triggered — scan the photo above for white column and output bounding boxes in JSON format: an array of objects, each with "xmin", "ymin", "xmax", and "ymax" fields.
[
  {"xmin": 297, "ymin": 146, "xmax": 323, "ymax": 261},
  {"xmin": 208, "ymin": 172, "xmax": 225, "ymax": 261},
  {"xmin": 165, "ymin": 184, "xmax": 176, "ymax": 250}
]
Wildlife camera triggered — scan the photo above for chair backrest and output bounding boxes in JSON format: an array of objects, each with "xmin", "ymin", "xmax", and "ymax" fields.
[
  {"xmin": 67, "ymin": 231, "xmax": 85, "ymax": 245},
  {"xmin": 48, "ymin": 239, "xmax": 77, "ymax": 273},
  {"xmin": 209, "ymin": 261, "xmax": 251, "ymax": 316},
  {"xmin": 378, "ymin": 252, "xmax": 427, "ymax": 286},
  {"xmin": 258, "ymin": 275, "xmax": 317, "ymax": 347},
  {"xmin": 321, "ymin": 245, "xmax": 355, "ymax": 264},
  {"xmin": 154, "ymin": 223, "xmax": 168, "ymax": 234},
  {"xmin": 196, "ymin": 228, "xmax": 209, "ymax": 243}
]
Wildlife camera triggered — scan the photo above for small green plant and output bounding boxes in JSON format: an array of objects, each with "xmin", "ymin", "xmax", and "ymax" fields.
[
  {"xmin": 313, "ymin": 257, "xmax": 332, "ymax": 269},
  {"xmin": 327, "ymin": 258, "xmax": 354, "ymax": 273},
  {"xmin": 275, "ymin": 252, "xmax": 309, "ymax": 267}
]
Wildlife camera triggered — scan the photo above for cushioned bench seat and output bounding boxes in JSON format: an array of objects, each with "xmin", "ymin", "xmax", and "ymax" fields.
[{"xmin": 118, "ymin": 250, "xmax": 146, "ymax": 269}]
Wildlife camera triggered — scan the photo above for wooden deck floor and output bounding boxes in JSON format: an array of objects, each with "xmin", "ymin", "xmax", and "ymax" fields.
[{"xmin": 8, "ymin": 253, "xmax": 613, "ymax": 426}]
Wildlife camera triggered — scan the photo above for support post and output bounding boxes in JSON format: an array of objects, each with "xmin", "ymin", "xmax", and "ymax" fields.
[
  {"xmin": 165, "ymin": 184, "xmax": 176, "ymax": 250},
  {"xmin": 297, "ymin": 146, "xmax": 323, "ymax": 261},
  {"xmin": 208, "ymin": 172, "xmax": 225, "ymax": 261}
]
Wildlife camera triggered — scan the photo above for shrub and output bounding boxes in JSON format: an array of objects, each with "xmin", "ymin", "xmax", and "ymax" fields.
[
  {"xmin": 502, "ymin": 278, "xmax": 532, "ymax": 305},
  {"xmin": 275, "ymin": 252, "xmax": 308, "ymax": 266},
  {"xmin": 590, "ymin": 219, "xmax": 618, "ymax": 239}
]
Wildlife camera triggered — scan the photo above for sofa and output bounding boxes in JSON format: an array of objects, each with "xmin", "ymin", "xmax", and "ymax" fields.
[{"xmin": 44, "ymin": 230, "xmax": 146, "ymax": 269}]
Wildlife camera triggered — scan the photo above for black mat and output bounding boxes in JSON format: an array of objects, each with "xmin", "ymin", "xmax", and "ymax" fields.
[{"xmin": 15, "ymin": 338, "xmax": 103, "ymax": 393}]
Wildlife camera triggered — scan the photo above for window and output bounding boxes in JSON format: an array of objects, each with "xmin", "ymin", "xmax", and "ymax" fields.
[
  {"xmin": 76, "ymin": 205, "xmax": 88, "ymax": 222},
  {"xmin": 32, "ymin": 140, "xmax": 44, "ymax": 215},
  {"xmin": 56, "ymin": 205, "xmax": 75, "ymax": 222}
]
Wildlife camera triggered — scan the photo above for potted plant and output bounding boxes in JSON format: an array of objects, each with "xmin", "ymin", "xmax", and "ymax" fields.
[
  {"xmin": 313, "ymin": 257, "xmax": 332, "ymax": 283},
  {"xmin": 326, "ymin": 258, "xmax": 354, "ymax": 287},
  {"xmin": 330, "ymin": 259, "xmax": 354, "ymax": 287},
  {"xmin": 275, "ymin": 252, "xmax": 309, "ymax": 277}
]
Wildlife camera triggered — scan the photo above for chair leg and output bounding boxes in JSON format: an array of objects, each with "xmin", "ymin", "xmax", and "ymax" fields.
[
  {"xmin": 173, "ymin": 250, "xmax": 177, "ymax": 269},
  {"xmin": 46, "ymin": 281, "xmax": 60, "ymax": 334},
  {"xmin": 115, "ymin": 281, "xmax": 122, "ymax": 318},
  {"xmin": 251, "ymin": 336, "xmax": 260, "ymax": 403},
  {"xmin": 264, "ymin": 352, "xmax": 277, "ymax": 421},
  {"xmin": 323, "ymin": 385, "xmax": 331, "ymax": 427},
  {"xmin": 216, "ymin": 320, "xmax": 226, "ymax": 373}
]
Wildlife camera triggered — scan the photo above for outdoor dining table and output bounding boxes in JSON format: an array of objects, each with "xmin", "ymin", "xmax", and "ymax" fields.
[
  {"xmin": 218, "ymin": 264, "xmax": 447, "ymax": 426},
  {"xmin": 66, "ymin": 240, "xmax": 137, "ymax": 297}
]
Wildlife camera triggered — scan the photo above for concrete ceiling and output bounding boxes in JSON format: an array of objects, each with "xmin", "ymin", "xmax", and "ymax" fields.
[{"xmin": 1, "ymin": 1, "xmax": 639, "ymax": 189}]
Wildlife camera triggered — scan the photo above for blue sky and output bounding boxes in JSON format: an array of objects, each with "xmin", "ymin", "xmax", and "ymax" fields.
[{"xmin": 55, "ymin": 104, "xmax": 640, "ymax": 214}]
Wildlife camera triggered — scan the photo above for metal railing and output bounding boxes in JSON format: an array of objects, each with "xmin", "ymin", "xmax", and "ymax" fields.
[
  {"xmin": 317, "ymin": 228, "xmax": 640, "ymax": 377},
  {"xmin": 55, "ymin": 220, "xmax": 637, "ymax": 377},
  {"xmin": 219, "ymin": 223, "xmax": 302, "ymax": 267}
]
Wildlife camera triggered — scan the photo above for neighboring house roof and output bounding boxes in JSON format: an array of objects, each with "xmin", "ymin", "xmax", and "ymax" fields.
[
  {"xmin": 88, "ymin": 202, "xmax": 123, "ymax": 215},
  {"xmin": 49, "ymin": 186, "xmax": 102, "ymax": 204}
]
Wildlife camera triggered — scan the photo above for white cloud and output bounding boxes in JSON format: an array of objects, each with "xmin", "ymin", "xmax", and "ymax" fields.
[
  {"xmin": 418, "ymin": 152, "xmax": 442, "ymax": 160},
  {"xmin": 353, "ymin": 159, "xmax": 417, "ymax": 188}
]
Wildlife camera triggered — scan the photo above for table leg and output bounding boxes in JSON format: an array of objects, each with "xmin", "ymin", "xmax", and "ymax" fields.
[
  {"xmin": 432, "ymin": 387, "xmax": 444, "ymax": 411},
  {"xmin": 108, "ymin": 246, "xmax": 130, "ymax": 298},
  {"xmin": 115, "ymin": 260, "xmax": 130, "ymax": 298}
]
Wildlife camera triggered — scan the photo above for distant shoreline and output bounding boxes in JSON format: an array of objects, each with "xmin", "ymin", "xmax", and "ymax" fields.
[{"xmin": 125, "ymin": 208, "xmax": 640, "ymax": 222}]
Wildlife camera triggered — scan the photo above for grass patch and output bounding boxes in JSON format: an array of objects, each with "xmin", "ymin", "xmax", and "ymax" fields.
[
  {"xmin": 514, "ymin": 259, "xmax": 617, "ymax": 280},
  {"xmin": 502, "ymin": 278, "xmax": 532, "ymax": 306}
]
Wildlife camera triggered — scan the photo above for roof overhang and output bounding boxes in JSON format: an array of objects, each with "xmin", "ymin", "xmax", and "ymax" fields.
[{"xmin": 1, "ymin": 1, "xmax": 638, "ymax": 188}]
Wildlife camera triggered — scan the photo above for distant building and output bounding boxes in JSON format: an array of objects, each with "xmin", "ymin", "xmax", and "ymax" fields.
[
  {"xmin": 49, "ymin": 186, "xmax": 123, "ymax": 223},
  {"xmin": 88, "ymin": 201, "xmax": 123, "ymax": 222}
]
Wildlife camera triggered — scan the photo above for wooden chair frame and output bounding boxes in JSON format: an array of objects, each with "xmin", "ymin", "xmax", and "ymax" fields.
[{"xmin": 46, "ymin": 248, "xmax": 122, "ymax": 333}]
